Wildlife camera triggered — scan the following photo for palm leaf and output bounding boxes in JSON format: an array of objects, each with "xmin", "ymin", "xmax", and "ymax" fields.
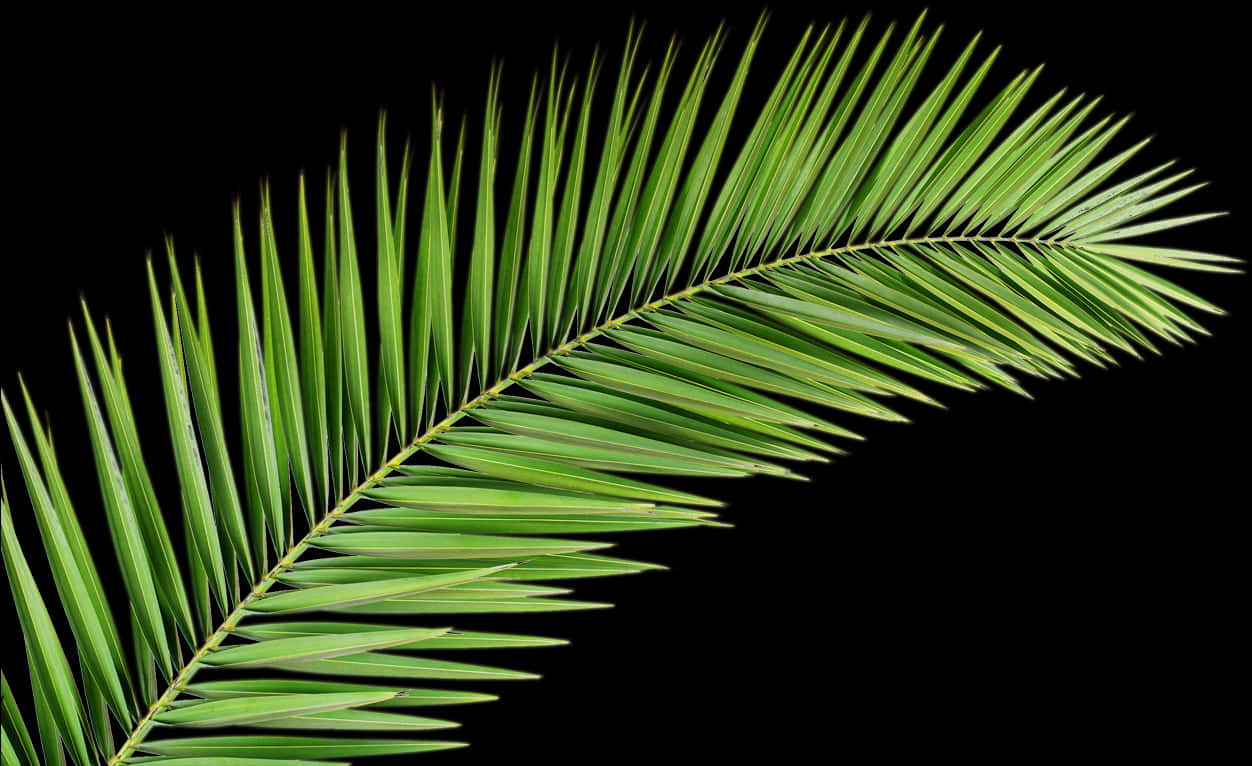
[{"xmin": 1, "ymin": 11, "xmax": 1238, "ymax": 764}]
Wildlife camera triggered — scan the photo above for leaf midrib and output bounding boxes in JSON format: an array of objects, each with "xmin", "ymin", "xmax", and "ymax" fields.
[{"xmin": 108, "ymin": 232, "xmax": 1067, "ymax": 763}]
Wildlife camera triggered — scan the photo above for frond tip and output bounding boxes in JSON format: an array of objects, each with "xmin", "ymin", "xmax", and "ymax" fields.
[{"xmin": 1, "ymin": 11, "xmax": 1237, "ymax": 765}]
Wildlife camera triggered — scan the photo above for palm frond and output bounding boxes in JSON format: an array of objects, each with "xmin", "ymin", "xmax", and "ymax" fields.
[{"xmin": 1, "ymin": 11, "xmax": 1238, "ymax": 765}]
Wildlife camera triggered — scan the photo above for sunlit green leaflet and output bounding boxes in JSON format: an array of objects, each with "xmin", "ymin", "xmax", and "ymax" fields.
[{"xmin": 1, "ymin": 11, "xmax": 1237, "ymax": 765}]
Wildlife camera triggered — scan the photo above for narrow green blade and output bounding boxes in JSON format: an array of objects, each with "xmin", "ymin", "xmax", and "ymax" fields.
[
  {"xmin": 245, "ymin": 564, "xmax": 516, "ymax": 613},
  {"xmin": 136, "ymin": 736, "xmax": 465, "ymax": 759},
  {"xmin": 2, "ymin": 505, "xmax": 93, "ymax": 766},
  {"xmin": 153, "ymin": 692, "xmax": 398, "ymax": 728},
  {"xmin": 201, "ymin": 628, "xmax": 450, "ymax": 667}
]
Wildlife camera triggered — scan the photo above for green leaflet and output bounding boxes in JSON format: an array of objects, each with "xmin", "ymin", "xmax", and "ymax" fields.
[
  {"xmin": 182, "ymin": 679, "xmax": 496, "ymax": 707},
  {"xmin": 68, "ymin": 330, "xmax": 173, "ymax": 678},
  {"xmin": 124, "ymin": 759, "xmax": 345, "ymax": 766},
  {"xmin": 465, "ymin": 67, "xmax": 502, "ymax": 391},
  {"xmin": 715, "ymin": 282, "xmax": 968, "ymax": 351},
  {"xmin": 259, "ymin": 196, "xmax": 317, "ymax": 523},
  {"xmin": 376, "ymin": 116, "xmax": 408, "ymax": 436},
  {"xmin": 296, "ymin": 174, "xmax": 332, "ymax": 515},
  {"xmin": 426, "ymin": 441, "xmax": 722, "ymax": 506},
  {"xmin": 434, "ymin": 428, "xmax": 752, "ymax": 478},
  {"xmin": 278, "ymin": 579, "xmax": 567, "ymax": 600},
  {"xmin": 234, "ymin": 204, "xmax": 286, "ymax": 561},
  {"xmin": 201, "ymin": 628, "xmax": 451, "ymax": 667},
  {"xmin": 568, "ymin": 23, "xmax": 644, "ymax": 331},
  {"xmin": 80, "ymin": 655, "xmax": 114, "ymax": 757},
  {"xmin": 338, "ymin": 595, "xmax": 609, "ymax": 616},
  {"xmin": 170, "ymin": 250, "xmax": 256, "ymax": 581},
  {"xmin": 520, "ymin": 374, "xmax": 830, "ymax": 461},
  {"xmin": 245, "ymin": 708, "xmax": 457, "ymax": 731},
  {"xmin": 309, "ymin": 529, "xmax": 613, "ymax": 560},
  {"xmin": 607, "ymin": 322, "xmax": 902, "ymax": 421},
  {"xmin": 413, "ymin": 94, "xmax": 457, "ymax": 419},
  {"xmin": 79, "ymin": 307, "xmax": 197, "ymax": 647},
  {"xmin": 568, "ymin": 343, "xmax": 858, "ymax": 438},
  {"xmin": 147, "ymin": 263, "xmax": 230, "ymax": 613},
  {"xmin": 339, "ymin": 507, "xmax": 711, "ymax": 535},
  {"xmin": 471, "ymin": 405, "xmax": 788, "ymax": 474},
  {"xmin": 263, "ymin": 652, "xmax": 538, "ymax": 681},
  {"xmin": 152, "ymin": 692, "xmax": 400, "ymax": 728},
  {"xmin": 2, "ymin": 505, "xmax": 93, "ymax": 766},
  {"xmin": 292, "ymin": 551, "xmax": 665, "ymax": 580},
  {"xmin": 338, "ymin": 134, "xmax": 373, "ymax": 468},
  {"xmin": 26, "ymin": 641, "xmax": 66, "ymax": 766},
  {"xmin": 2, "ymin": 671, "xmax": 41, "ymax": 766},
  {"xmin": 232, "ymin": 622, "xmax": 565, "ymax": 650},
  {"xmin": 323, "ymin": 168, "xmax": 347, "ymax": 496},
  {"xmin": 135, "ymin": 737, "xmax": 465, "ymax": 758},
  {"xmin": 245, "ymin": 564, "xmax": 517, "ymax": 613},
  {"xmin": 363, "ymin": 483, "xmax": 656, "ymax": 513}
]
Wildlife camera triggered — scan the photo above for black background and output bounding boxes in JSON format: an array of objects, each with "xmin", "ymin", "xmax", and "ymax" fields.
[{"xmin": 3, "ymin": 1, "xmax": 1247, "ymax": 762}]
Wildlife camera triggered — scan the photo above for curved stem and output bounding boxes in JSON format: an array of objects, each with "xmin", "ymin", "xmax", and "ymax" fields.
[{"xmin": 108, "ymin": 234, "xmax": 1057, "ymax": 763}]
